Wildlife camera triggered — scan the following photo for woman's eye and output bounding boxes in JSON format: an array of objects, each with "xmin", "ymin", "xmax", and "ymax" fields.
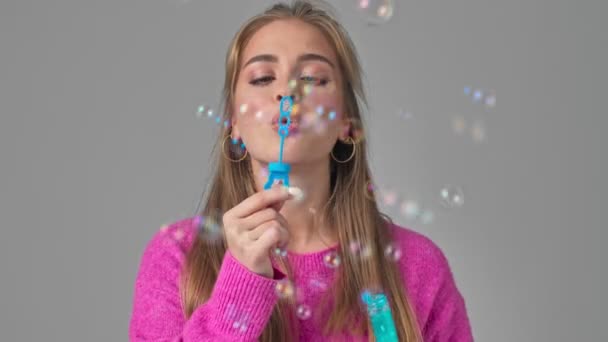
[
  {"xmin": 250, "ymin": 76, "xmax": 275, "ymax": 86},
  {"xmin": 300, "ymin": 75, "xmax": 329, "ymax": 86}
]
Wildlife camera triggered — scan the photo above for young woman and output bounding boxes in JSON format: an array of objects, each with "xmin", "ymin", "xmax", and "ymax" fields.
[{"xmin": 129, "ymin": 1, "xmax": 473, "ymax": 341}]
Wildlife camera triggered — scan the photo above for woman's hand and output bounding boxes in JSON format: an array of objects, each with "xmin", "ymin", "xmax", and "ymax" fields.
[{"xmin": 222, "ymin": 185, "xmax": 296, "ymax": 278}]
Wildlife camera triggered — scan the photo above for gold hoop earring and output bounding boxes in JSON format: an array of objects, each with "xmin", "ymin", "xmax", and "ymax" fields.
[
  {"xmin": 222, "ymin": 135, "xmax": 248, "ymax": 162},
  {"xmin": 330, "ymin": 136, "xmax": 356, "ymax": 163}
]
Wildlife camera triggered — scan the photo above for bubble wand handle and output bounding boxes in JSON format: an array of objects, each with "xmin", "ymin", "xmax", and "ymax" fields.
[
  {"xmin": 361, "ymin": 291, "xmax": 399, "ymax": 342},
  {"xmin": 263, "ymin": 96, "xmax": 293, "ymax": 190}
]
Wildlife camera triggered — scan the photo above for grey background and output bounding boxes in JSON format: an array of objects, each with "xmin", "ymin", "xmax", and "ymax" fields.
[{"xmin": 1, "ymin": 0, "xmax": 606, "ymax": 341}]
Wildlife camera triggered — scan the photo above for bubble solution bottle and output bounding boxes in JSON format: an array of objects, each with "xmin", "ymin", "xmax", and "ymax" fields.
[{"xmin": 361, "ymin": 290, "xmax": 398, "ymax": 342}]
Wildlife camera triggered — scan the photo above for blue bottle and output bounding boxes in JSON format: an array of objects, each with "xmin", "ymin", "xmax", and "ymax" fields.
[{"xmin": 361, "ymin": 291, "xmax": 398, "ymax": 342}]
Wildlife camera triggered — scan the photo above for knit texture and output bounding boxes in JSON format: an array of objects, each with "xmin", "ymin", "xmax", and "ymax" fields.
[{"xmin": 129, "ymin": 217, "xmax": 474, "ymax": 341}]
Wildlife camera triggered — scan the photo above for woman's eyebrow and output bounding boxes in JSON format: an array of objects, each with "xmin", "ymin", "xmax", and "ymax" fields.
[{"xmin": 243, "ymin": 53, "xmax": 335, "ymax": 69}]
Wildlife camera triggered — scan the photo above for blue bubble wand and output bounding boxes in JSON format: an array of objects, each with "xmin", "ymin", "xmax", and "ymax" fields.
[
  {"xmin": 263, "ymin": 96, "xmax": 293, "ymax": 190},
  {"xmin": 361, "ymin": 290, "xmax": 399, "ymax": 342}
]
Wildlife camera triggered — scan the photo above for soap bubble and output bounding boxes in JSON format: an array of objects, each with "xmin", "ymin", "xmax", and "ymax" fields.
[
  {"xmin": 439, "ymin": 185, "xmax": 464, "ymax": 208},
  {"xmin": 365, "ymin": 180, "xmax": 376, "ymax": 201},
  {"xmin": 195, "ymin": 104, "xmax": 215, "ymax": 119},
  {"xmin": 273, "ymin": 247, "xmax": 287, "ymax": 257},
  {"xmin": 356, "ymin": 0, "xmax": 394, "ymax": 25},
  {"xmin": 472, "ymin": 89, "xmax": 483, "ymax": 103},
  {"xmin": 452, "ymin": 115, "xmax": 467, "ymax": 136},
  {"xmin": 379, "ymin": 187, "xmax": 399, "ymax": 207},
  {"xmin": 384, "ymin": 243, "xmax": 402, "ymax": 261},
  {"xmin": 420, "ymin": 209, "xmax": 435, "ymax": 225},
  {"xmin": 192, "ymin": 211, "xmax": 222, "ymax": 242},
  {"xmin": 349, "ymin": 240, "xmax": 372, "ymax": 259},
  {"xmin": 400, "ymin": 199, "xmax": 421, "ymax": 221},
  {"xmin": 239, "ymin": 103, "xmax": 249, "ymax": 115},
  {"xmin": 296, "ymin": 304, "xmax": 312, "ymax": 320},
  {"xmin": 226, "ymin": 137, "xmax": 247, "ymax": 160},
  {"xmin": 323, "ymin": 251, "xmax": 341, "ymax": 268},
  {"xmin": 484, "ymin": 91, "xmax": 496, "ymax": 108},
  {"xmin": 295, "ymin": 304, "xmax": 312, "ymax": 320},
  {"xmin": 471, "ymin": 120, "xmax": 486, "ymax": 143},
  {"xmin": 275, "ymin": 279, "xmax": 295, "ymax": 299}
]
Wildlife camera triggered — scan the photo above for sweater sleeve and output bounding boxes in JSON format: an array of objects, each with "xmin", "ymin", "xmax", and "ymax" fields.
[
  {"xmin": 422, "ymin": 243, "xmax": 474, "ymax": 342},
  {"xmin": 128, "ymin": 226, "xmax": 282, "ymax": 341}
]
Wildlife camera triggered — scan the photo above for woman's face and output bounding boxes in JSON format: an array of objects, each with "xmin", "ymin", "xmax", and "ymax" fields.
[{"xmin": 232, "ymin": 19, "xmax": 349, "ymax": 165}]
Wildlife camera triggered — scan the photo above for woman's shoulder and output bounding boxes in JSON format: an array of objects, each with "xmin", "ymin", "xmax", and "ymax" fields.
[
  {"xmin": 139, "ymin": 216, "xmax": 199, "ymax": 263},
  {"xmin": 386, "ymin": 222, "xmax": 456, "ymax": 289}
]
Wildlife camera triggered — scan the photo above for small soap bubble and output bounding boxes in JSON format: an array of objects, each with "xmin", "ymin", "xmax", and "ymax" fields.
[
  {"xmin": 400, "ymin": 199, "xmax": 421, "ymax": 220},
  {"xmin": 273, "ymin": 247, "xmax": 287, "ymax": 257},
  {"xmin": 397, "ymin": 108, "xmax": 413, "ymax": 121},
  {"xmin": 196, "ymin": 104, "xmax": 207, "ymax": 119},
  {"xmin": 316, "ymin": 105, "xmax": 324, "ymax": 115},
  {"xmin": 463, "ymin": 86, "xmax": 472, "ymax": 96},
  {"xmin": 484, "ymin": 91, "xmax": 496, "ymax": 108},
  {"xmin": 232, "ymin": 320, "xmax": 248, "ymax": 333},
  {"xmin": 296, "ymin": 304, "xmax": 312, "ymax": 320},
  {"xmin": 349, "ymin": 240, "xmax": 372, "ymax": 259},
  {"xmin": 314, "ymin": 119, "xmax": 328, "ymax": 135},
  {"xmin": 440, "ymin": 185, "xmax": 464, "ymax": 208},
  {"xmin": 192, "ymin": 212, "xmax": 222, "ymax": 242},
  {"xmin": 159, "ymin": 223, "xmax": 170, "ymax": 234},
  {"xmin": 172, "ymin": 228, "xmax": 185, "ymax": 241},
  {"xmin": 380, "ymin": 188, "xmax": 398, "ymax": 207},
  {"xmin": 323, "ymin": 251, "xmax": 341, "ymax": 268},
  {"xmin": 472, "ymin": 89, "xmax": 483, "ymax": 102},
  {"xmin": 255, "ymin": 110, "xmax": 264, "ymax": 121},
  {"xmin": 328, "ymin": 111, "xmax": 337, "ymax": 121},
  {"xmin": 275, "ymin": 279, "xmax": 295, "ymax": 299},
  {"xmin": 227, "ymin": 137, "xmax": 247, "ymax": 160},
  {"xmin": 452, "ymin": 115, "xmax": 467, "ymax": 136},
  {"xmin": 420, "ymin": 209, "xmax": 435, "ymax": 225},
  {"xmin": 356, "ymin": 0, "xmax": 394, "ymax": 25},
  {"xmin": 239, "ymin": 103, "xmax": 248, "ymax": 114},
  {"xmin": 471, "ymin": 120, "xmax": 486, "ymax": 143},
  {"xmin": 365, "ymin": 180, "xmax": 376, "ymax": 200},
  {"xmin": 308, "ymin": 278, "xmax": 328, "ymax": 291},
  {"xmin": 384, "ymin": 243, "xmax": 402, "ymax": 261}
]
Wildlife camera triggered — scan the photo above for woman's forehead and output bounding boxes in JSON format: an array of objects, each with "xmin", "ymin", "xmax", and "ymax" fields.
[{"xmin": 241, "ymin": 20, "xmax": 337, "ymax": 65}]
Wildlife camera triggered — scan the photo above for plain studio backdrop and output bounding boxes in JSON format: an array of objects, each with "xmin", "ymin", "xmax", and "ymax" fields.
[{"xmin": 1, "ymin": 0, "xmax": 606, "ymax": 341}]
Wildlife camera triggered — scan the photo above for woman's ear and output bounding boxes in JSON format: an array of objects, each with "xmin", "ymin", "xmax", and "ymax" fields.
[
  {"xmin": 338, "ymin": 117, "xmax": 351, "ymax": 141},
  {"xmin": 231, "ymin": 116, "xmax": 240, "ymax": 139}
]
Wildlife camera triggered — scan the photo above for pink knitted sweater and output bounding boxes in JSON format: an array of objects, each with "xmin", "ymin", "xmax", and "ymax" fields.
[{"xmin": 129, "ymin": 217, "xmax": 474, "ymax": 341}]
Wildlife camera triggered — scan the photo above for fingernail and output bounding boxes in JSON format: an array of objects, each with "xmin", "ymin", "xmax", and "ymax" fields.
[{"xmin": 287, "ymin": 186, "xmax": 304, "ymax": 201}]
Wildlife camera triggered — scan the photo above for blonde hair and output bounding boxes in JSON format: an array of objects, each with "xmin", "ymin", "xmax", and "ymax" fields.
[{"xmin": 180, "ymin": 1, "xmax": 422, "ymax": 340}]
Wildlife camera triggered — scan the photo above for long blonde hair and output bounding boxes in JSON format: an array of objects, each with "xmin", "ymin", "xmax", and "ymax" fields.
[{"xmin": 181, "ymin": 1, "xmax": 422, "ymax": 340}]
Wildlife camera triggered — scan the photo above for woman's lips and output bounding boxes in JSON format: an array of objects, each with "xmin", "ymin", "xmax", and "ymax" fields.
[{"xmin": 271, "ymin": 116, "xmax": 300, "ymax": 135}]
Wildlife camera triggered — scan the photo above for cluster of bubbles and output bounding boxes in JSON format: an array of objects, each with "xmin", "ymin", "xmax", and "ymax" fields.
[
  {"xmin": 195, "ymin": 104, "xmax": 230, "ymax": 130},
  {"xmin": 275, "ymin": 278, "xmax": 296, "ymax": 299},
  {"xmin": 296, "ymin": 303, "xmax": 313, "ymax": 320},
  {"xmin": 191, "ymin": 212, "xmax": 223, "ymax": 242},
  {"xmin": 323, "ymin": 251, "xmax": 342, "ymax": 268},
  {"xmin": 355, "ymin": 0, "xmax": 395, "ymax": 25},
  {"xmin": 223, "ymin": 303, "xmax": 250, "ymax": 334},
  {"xmin": 439, "ymin": 185, "xmax": 465, "ymax": 209},
  {"xmin": 396, "ymin": 108, "xmax": 414, "ymax": 122},
  {"xmin": 464, "ymin": 86, "xmax": 497, "ymax": 109},
  {"xmin": 365, "ymin": 182, "xmax": 466, "ymax": 224},
  {"xmin": 451, "ymin": 115, "xmax": 487, "ymax": 143}
]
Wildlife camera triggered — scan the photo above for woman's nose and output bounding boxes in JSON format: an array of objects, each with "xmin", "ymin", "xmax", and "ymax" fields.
[{"xmin": 276, "ymin": 94, "xmax": 294, "ymax": 101}]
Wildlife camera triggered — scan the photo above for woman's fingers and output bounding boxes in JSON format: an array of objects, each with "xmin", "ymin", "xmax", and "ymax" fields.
[{"xmin": 227, "ymin": 186, "xmax": 292, "ymax": 219}]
